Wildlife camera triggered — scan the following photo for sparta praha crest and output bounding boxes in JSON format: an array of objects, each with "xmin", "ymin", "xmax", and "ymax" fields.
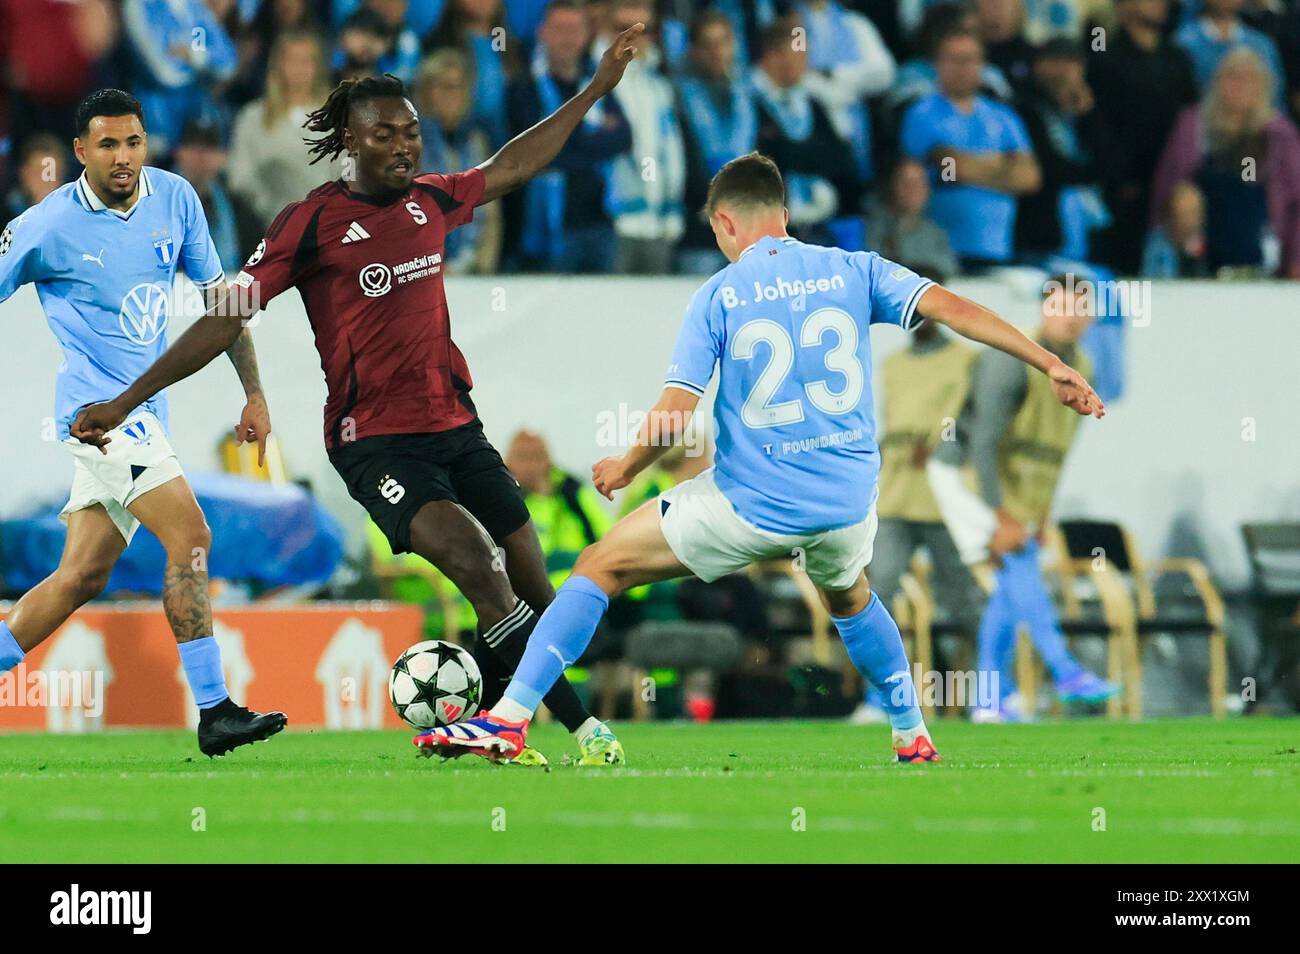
[{"xmin": 388, "ymin": 640, "xmax": 482, "ymax": 729}]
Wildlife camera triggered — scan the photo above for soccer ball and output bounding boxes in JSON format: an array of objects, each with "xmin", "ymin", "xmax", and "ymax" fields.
[{"xmin": 388, "ymin": 640, "xmax": 482, "ymax": 729}]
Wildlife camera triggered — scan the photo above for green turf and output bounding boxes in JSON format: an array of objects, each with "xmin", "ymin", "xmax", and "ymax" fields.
[{"xmin": 0, "ymin": 719, "xmax": 1295, "ymax": 862}]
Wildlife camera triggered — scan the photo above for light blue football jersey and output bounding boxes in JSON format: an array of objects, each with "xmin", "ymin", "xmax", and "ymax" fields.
[
  {"xmin": 665, "ymin": 235, "xmax": 933, "ymax": 534},
  {"xmin": 0, "ymin": 167, "xmax": 224, "ymax": 438}
]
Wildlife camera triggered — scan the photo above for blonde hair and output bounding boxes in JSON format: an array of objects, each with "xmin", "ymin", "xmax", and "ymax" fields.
[
  {"xmin": 414, "ymin": 48, "xmax": 472, "ymax": 107},
  {"xmin": 263, "ymin": 30, "xmax": 330, "ymax": 131},
  {"xmin": 1203, "ymin": 47, "xmax": 1276, "ymax": 146}
]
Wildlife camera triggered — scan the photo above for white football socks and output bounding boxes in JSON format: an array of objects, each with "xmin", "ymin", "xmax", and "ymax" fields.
[
  {"xmin": 892, "ymin": 722, "xmax": 931, "ymax": 747},
  {"xmin": 573, "ymin": 716, "xmax": 602, "ymax": 743},
  {"xmin": 491, "ymin": 697, "xmax": 534, "ymax": 724}
]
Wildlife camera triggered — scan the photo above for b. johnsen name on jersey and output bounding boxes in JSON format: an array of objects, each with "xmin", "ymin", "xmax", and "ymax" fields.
[{"xmin": 718, "ymin": 273, "xmax": 846, "ymax": 308}]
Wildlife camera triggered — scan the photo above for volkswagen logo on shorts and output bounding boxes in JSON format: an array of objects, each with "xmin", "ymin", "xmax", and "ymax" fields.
[
  {"xmin": 119, "ymin": 282, "xmax": 171, "ymax": 345},
  {"xmin": 359, "ymin": 262, "xmax": 392, "ymax": 298}
]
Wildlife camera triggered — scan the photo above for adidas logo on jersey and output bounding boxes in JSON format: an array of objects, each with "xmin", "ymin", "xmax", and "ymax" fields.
[{"xmin": 341, "ymin": 222, "xmax": 371, "ymax": 244}]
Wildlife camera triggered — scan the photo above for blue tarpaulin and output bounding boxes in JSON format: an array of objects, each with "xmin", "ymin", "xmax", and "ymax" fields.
[{"xmin": 0, "ymin": 473, "xmax": 344, "ymax": 594}]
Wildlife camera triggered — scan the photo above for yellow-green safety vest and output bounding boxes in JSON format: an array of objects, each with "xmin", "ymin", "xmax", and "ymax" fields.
[
  {"xmin": 877, "ymin": 340, "xmax": 976, "ymax": 523},
  {"xmin": 997, "ymin": 334, "xmax": 1093, "ymax": 527}
]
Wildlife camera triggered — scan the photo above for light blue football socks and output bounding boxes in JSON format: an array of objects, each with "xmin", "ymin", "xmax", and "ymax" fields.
[
  {"xmin": 0, "ymin": 620, "xmax": 25, "ymax": 672},
  {"xmin": 834, "ymin": 593, "xmax": 923, "ymax": 731},
  {"xmin": 177, "ymin": 636, "xmax": 229, "ymax": 708},
  {"xmin": 498, "ymin": 576, "xmax": 609, "ymax": 719}
]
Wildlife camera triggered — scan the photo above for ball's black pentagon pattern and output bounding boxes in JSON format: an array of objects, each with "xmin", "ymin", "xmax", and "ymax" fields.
[{"xmin": 387, "ymin": 640, "xmax": 482, "ymax": 729}]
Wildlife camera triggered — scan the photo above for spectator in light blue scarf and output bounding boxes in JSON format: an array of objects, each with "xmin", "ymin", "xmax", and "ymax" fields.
[
  {"xmin": 796, "ymin": 0, "xmax": 896, "ymax": 185},
  {"xmin": 427, "ymin": 0, "xmax": 520, "ymax": 148},
  {"xmin": 122, "ymin": 0, "xmax": 239, "ymax": 153},
  {"xmin": 506, "ymin": 0, "xmax": 631, "ymax": 273},
  {"xmin": 750, "ymin": 15, "xmax": 860, "ymax": 238},
  {"xmin": 415, "ymin": 49, "xmax": 502, "ymax": 274},
  {"xmin": 599, "ymin": 0, "xmax": 687, "ymax": 274},
  {"xmin": 675, "ymin": 10, "xmax": 757, "ymax": 273}
]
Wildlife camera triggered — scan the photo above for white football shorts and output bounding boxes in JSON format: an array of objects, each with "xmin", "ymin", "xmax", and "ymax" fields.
[
  {"xmin": 658, "ymin": 468, "xmax": 877, "ymax": 591},
  {"xmin": 61, "ymin": 410, "xmax": 185, "ymax": 542}
]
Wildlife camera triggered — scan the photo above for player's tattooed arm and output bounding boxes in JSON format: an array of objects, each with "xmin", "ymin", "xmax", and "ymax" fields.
[
  {"xmin": 70, "ymin": 288, "xmax": 255, "ymax": 450},
  {"xmin": 592, "ymin": 386, "xmax": 700, "ymax": 500},
  {"xmin": 225, "ymin": 328, "xmax": 263, "ymax": 396},
  {"xmin": 211, "ymin": 278, "xmax": 266, "ymax": 401},
  {"xmin": 225, "ymin": 328, "xmax": 273, "ymax": 467},
  {"xmin": 475, "ymin": 22, "xmax": 644, "ymax": 204},
  {"xmin": 916, "ymin": 285, "xmax": 1105, "ymax": 419}
]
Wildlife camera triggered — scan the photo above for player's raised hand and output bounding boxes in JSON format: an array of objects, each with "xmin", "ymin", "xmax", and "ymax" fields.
[
  {"xmin": 588, "ymin": 22, "xmax": 645, "ymax": 97},
  {"xmin": 234, "ymin": 392, "xmax": 272, "ymax": 467},
  {"xmin": 592, "ymin": 456, "xmax": 632, "ymax": 501},
  {"xmin": 71, "ymin": 400, "xmax": 128, "ymax": 453},
  {"xmin": 1047, "ymin": 361, "xmax": 1106, "ymax": 418}
]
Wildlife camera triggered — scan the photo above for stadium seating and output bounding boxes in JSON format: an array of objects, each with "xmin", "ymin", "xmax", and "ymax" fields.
[
  {"xmin": 1055, "ymin": 520, "xmax": 1227, "ymax": 719},
  {"xmin": 1241, "ymin": 523, "xmax": 1300, "ymax": 711},
  {"xmin": 1042, "ymin": 525, "xmax": 1136, "ymax": 720},
  {"xmin": 622, "ymin": 619, "xmax": 742, "ymax": 721}
]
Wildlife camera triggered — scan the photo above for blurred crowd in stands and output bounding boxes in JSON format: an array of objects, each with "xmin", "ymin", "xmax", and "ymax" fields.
[{"xmin": 3, "ymin": 0, "xmax": 1300, "ymax": 280}]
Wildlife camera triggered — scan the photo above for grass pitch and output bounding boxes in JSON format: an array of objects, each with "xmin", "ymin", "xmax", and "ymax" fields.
[{"xmin": 1, "ymin": 719, "xmax": 1295, "ymax": 863}]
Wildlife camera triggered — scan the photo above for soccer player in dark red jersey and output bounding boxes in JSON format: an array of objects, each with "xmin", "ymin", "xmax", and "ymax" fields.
[{"xmin": 71, "ymin": 24, "xmax": 648, "ymax": 766}]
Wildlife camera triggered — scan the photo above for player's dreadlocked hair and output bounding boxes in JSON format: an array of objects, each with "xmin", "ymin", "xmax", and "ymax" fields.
[{"xmin": 303, "ymin": 73, "xmax": 408, "ymax": 165}]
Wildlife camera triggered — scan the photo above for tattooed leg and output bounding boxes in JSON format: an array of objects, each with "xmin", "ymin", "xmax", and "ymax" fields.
[
  {"xmin": 127, "ymin": 477, "xmax": 214, "ymax": 644},
  {"xmin": 161, "ymin": 556, "xmax": 214, "ymax": 643}
]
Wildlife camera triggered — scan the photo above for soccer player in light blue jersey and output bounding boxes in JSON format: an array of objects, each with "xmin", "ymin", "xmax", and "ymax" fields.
[
  {"xmin": 416, "ymin": 152, "xmax": 1104, "ymax": 764},
  {"xmin": 0, "ymin": 90, "xmax": 286, "ymax": 756}
]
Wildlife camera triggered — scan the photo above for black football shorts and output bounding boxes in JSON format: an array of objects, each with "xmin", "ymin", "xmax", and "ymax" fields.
[{"xmin": 327, "ymin": 421, "xmax": 530, "ymax": 554}]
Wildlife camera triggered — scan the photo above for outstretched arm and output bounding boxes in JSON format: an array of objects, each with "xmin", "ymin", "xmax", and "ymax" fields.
[
  {"xmin": 71, "ymin": 288, "xmax": 256, "ymax": 449},
  {"xmin": 475, "ymin": 22, "xmax": 644, "ymax": 204},
  {"xmin": 592, "ymin": 386, "xmax": 701, "ymax": 500},
  {"xmin": 916, "ymin": 285, "xmax": 1105, "ymax": 418}
]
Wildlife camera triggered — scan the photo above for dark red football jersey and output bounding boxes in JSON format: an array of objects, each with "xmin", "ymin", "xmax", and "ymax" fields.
[{"xmin": 236, "ymin": 169, "xmax": 485, "ymax": 448}]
